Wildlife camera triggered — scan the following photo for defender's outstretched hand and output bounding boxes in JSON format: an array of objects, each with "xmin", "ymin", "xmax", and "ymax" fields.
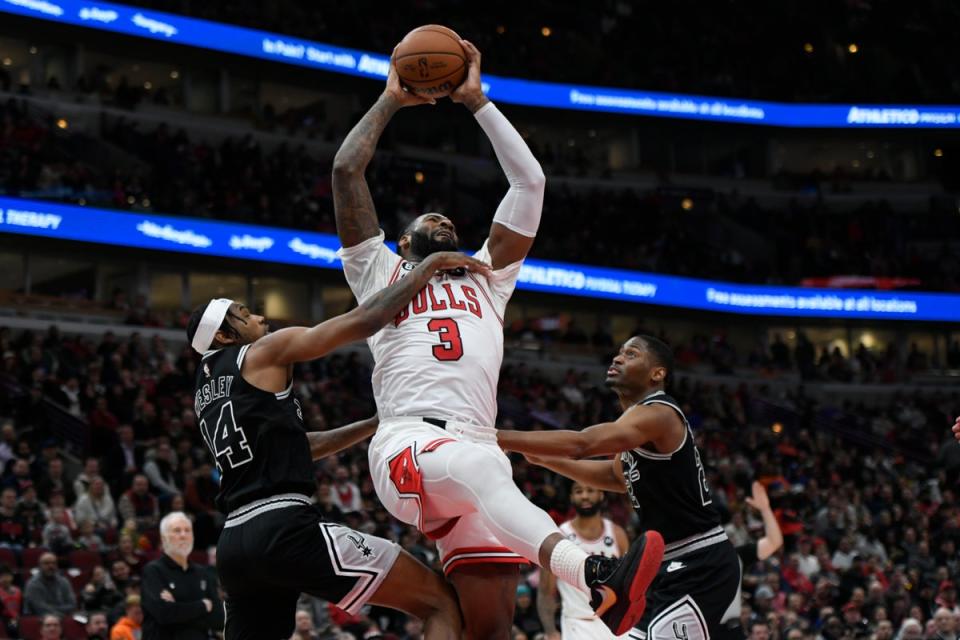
[
  {"xmin": 744, "ymin": 481, "xmax": 771, "ymax": 513},
  {"xmin": 450, "ymin": 40, "xmax": 489, "ymax": 113},
  {"xmin": 385, "ymin": 46, "xmax": 437, "ymax": 107}
]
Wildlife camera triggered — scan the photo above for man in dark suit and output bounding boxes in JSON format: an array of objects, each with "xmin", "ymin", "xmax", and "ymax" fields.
[{"xmin": 106, "ymin": 425, "xmax": 143, "ymax": 493}]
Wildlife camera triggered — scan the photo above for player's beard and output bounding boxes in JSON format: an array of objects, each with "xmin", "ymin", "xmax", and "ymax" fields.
[
  {"xmin": 409, "ymin": 229, "xmax": 457, "ymax": 258},
  {"xmin": 573, "ymin": 502, "xmax": 601, "ymax": 517}
]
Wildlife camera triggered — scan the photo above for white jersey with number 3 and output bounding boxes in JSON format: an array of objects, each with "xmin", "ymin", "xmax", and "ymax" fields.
[{"xmin": 337, "ymin": 231, "xmax": 520, "ymax": 429}]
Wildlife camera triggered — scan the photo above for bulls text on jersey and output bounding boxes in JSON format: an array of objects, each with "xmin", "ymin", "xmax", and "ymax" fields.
[{"xmin": 394, "ymin": 282, "xmax": 483, "ymax": 326}]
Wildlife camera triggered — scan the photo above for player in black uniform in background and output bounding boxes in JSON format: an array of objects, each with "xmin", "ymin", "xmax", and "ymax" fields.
[
  {"xmin": 498, "ymin": 335, "xmax": 743, "ymax": 639},
  {"xmin": 187, "ymin": 250, "xmax": 489, "ymax": 640}
]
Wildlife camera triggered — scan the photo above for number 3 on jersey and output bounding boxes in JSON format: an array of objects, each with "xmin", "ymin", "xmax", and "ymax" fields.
[
  {"xmin": 200, "ymin": 401, "xmax": 253, "ymax": 471},
  {"xmin": 428, "ymin": 318, "xmax": 463, "ymax": 361}
]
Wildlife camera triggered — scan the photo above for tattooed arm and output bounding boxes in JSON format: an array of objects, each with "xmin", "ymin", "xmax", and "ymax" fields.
[{"xmin": 333, "ymin": 48, "xmax": 435, "ymax": 248}]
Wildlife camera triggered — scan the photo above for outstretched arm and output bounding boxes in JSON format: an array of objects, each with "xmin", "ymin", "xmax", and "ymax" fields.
[
  {"xmin": 246, "ymin": 252, "xmax": 489, "ymax": 367},
  {"xmin": 523, "ymin": 453, "xmax": 625, "ymax": 493},
  {"xmin": 307, "ymin": 416, "xmax": 378, "ymax": 460},
  {"xmin": 498, "ymin": 404, "xmax": 675, "ymax": 460},
  {"xmin": 451, "ymin": 40, "xmax": 545, "ymax": 270},
  {"xmin": 745, "ymin": 481, "xmax": 783, "ymax": 560},
  {"xmin": 333, "ymin": 49, "xmax": 434, "ymax": 248}
]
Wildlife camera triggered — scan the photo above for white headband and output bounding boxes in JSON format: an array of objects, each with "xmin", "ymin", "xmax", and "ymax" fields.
[{"xmin": 191, "ymin": 298, "xmax": 234, "ymax": 354}]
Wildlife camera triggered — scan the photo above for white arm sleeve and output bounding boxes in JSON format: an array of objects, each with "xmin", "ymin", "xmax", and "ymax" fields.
[{"xmin": 475, "ymin": 102, "xmax": 546, "ymax": 238}]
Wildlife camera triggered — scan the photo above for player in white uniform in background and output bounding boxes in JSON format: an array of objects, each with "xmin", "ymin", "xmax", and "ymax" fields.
[
  {"xmin": 332, "ymin": 39, "xmax": 663, "ymax": 639},
  {"xmin": 539, "ymin": 482, "xmax": 630, "ymax": 640}
]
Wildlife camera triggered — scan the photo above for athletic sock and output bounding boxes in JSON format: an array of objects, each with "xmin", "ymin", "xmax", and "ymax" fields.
[{"xmin": 549, "ymin": 539, "xmax": 590, "ymax": 593}]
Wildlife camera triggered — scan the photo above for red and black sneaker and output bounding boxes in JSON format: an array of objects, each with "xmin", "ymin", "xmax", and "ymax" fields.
[{"xmin": 587, "ymin": 530, "xmax": 664, "ymax": 635}]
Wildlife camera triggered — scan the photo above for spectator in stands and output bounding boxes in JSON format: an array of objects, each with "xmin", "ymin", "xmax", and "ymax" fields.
[
  {"xmin": 108, "ymin": 533, "xmax": 145, "ymax": 576},
  {"xmin": 0, "ymin": 487, "xmax": 28, "ymax": 550},
  {"xmin": 73, "ymin": 458, "xmax": 101, "ymax": 498},
  {"xmin": 40, "ymin": 613, "xmax": 63, "ymax": 640},
  {"xmin": 76, "ymin": 520, "xmax": 106, "ymax": 551},
  {"xmin": 110, "ymin": 595, "xmax": 142, "ymax": 640},
  {"xmin": 42, "ymin": 506, "xmax": 75, "ymax": 555},
  {"xmin": 74, "ymin": 476, "xmax": 118, "ymax": 533},
  {"xmin": 23, "ymin": 552, "xmax": 76, "ymax": 617},
  {"xmin": 107, "ymin": 427, "xmax": 142, "ymax": 492},
  {"xmin": 109, "ymin": 560, "xmax": 133, "ymax": 595},
  {"xmin": 0, "ymin": 423, "xmax": 15, "ymax": 469},
  {"xmin": 85, "ymin": 610, "xmax": 109, "ymax": 640},
  {"xmin": 5, "ymin": 458, "xmax": 33, "ymax": 495},
  {"xmin": 38, "ymin": 457, "xmax": 75, "ymax": 505},
  {"xmin": 17, "ymin": 481, "xmax": 47, "ymax": 539},
  {"xmin": 747, "ymin": 620, "xmax": 770, "ymax": 640},
  {"xmin": 117, "ymin": 474, "xmax": 158, "ymax": 533},
  {"xmin": 898, "ymin": 618, "xmax": 923, "ymax": 640},
  {"xmin": 82, "ymin": 565, "xmax": 122, "ymax": 613},
  {"xmin": 141, "ymin": 512, "xmax": 223, "ymax": 638},
  {"xmin": 142, "ymin": 440, "xmax": 179, "ymax": 499},
  {"xmin": 330, "ymin": 465, "xmax": 361, "ymax": 513},
  {"xmin": 0, "ymin": 564, "xmax": 20, "ymax": 637},
  {"xmin": 290, "ymin": 609, "xmax": 320, "ymax": 640},
  {"xmin": 931, "ymin": 607, "xmax": 958, "ymax": 640}
]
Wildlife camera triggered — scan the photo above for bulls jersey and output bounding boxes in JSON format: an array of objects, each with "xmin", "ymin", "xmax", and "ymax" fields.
[
  {"xmin": 193, "ymin": 344, "xmax": 315, "ymax": 513},
  {"xmin": 619, "ymin": 390, "xmax": 720, "ymax": 543},
  {"xmin": 557, "ymin": 518, "xmax": 622, "ymax": 619},
  {"xmin": 338, "ymin": 231, "xmax": 520, "ymax": 428}
]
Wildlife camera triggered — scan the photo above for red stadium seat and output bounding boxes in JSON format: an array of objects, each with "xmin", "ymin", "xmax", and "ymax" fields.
[
  {"xmin": 0, "ymin": 547, "xmax": 17, "ymax": 570},
  {"xmin": 68, "ymin": 550, "xmax": 101, "ymax": 573},
  {"xmin": 63, "ymin": 617, "xmax": 87, "ymax": 640},
  {"xmin": 21, "ymin": 547, "xmax": 49, "ymax": 573},
  {"xmin": 18, "ymin": 616, "xmax": 41, "ymax": 640}
]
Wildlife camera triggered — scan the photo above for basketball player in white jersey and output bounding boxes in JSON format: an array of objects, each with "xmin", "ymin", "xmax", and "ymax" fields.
[
  {"xmin": 332, "ymin": 39, "xmax": 663, "ymax": 639},
  {"xmin": 538, "ymin": 482, "xmax": 630, "ymax": 640}
]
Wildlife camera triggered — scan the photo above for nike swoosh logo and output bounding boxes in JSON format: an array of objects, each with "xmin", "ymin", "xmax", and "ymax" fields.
[{"xmin": 594, "ymin": 585, "xmax": 617, "ymax": 617}]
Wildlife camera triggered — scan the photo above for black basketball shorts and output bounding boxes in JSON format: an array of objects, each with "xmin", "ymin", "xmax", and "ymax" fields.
[
  {"xmin": 627, "ymin": 530, "xmax": 742, "ymax": 640},
  {"xmin": 216, "ymin": 494, "xmax": 400, "ymax": 640}
]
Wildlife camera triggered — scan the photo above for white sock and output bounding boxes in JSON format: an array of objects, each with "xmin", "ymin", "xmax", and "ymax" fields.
[{"xmin": 549, "ymin": 539, "xmax": 590, "ymax": 593}]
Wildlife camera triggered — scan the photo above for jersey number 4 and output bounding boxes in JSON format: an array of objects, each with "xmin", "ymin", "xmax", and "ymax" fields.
[
  {"xmin": 200, "ymin": 401, "xmax": 254, "ymax": 472},
  {"xmin": 428, "ymin": 318, "xmax": 463, "ymax": 361}
]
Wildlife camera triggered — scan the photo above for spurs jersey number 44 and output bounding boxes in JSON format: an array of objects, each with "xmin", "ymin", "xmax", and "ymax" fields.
[{"xmin": 338, "ymin": 232, "xmax": 521, "ymax": 427}]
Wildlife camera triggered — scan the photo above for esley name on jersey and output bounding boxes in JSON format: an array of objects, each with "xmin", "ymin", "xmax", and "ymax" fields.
[{"xmin": 338, "ymin": 231, "xmax": 521, "ymax": 428}]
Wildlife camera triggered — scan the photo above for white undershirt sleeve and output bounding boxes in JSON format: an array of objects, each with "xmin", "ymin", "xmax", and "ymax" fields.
[{"xmin": 474, "ymin": 101, "xmax": 546, "ymax": 238}]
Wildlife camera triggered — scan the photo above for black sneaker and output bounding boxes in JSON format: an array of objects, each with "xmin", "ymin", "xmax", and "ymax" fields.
[{"xmin": 587, "ymin": 530, "xmax": 664, "ymax": 635}]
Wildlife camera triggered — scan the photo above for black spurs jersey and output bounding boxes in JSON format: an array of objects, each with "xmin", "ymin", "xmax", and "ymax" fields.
[
  {"xmin": 619, "ymin": 390, "xmax": 720, "ymax": 542},
  {"xmin": 193, "ymin": 344, "xmax": 315, "ymax": 513}
]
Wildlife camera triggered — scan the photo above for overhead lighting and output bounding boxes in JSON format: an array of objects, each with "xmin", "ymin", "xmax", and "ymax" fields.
[
  {"xmin": 55, "ymin": 118, "xmax": 68, "ymax": 129},
  {"xmin": 772, "ymin": 422, "xmax": 783, "ymax": 434},
  {"xmin": 170, "ymin": 70, "xmax": 179, "ymax": 79},
  {"xmin": 848, "ymin": 43, "xmax": 858, "ymax": 54},
  {"xmin": 496, "ymin": 25, "xmax": 506, "ymax": 35},
  {"xmin": 680, "ymin": 197, "xmax": 694, "ymax": 211},
  {"xmin": 541, "ymin": 26, "xmax": 552, "ymax": 37},
  {"xmin": 803, "ymin": 43, "xmax": 814, "ymax": 54},
  {"xmin": 143, "ymin": 81, "xmax": 152, "ymax": 90},
  {"xmin": 1, "ymin": 58, "xmax": 11, "ymax": 67},
  {"xmin": 414, "ymin": 171, "xmax": 425, "ymax": 184},
  {"xmin": 28, "ymin": 46, "xmax": 37, "ymax": 55},
  {"xmin": 934, "ymin": 148, "xmax": 944, "ymax": 157}
]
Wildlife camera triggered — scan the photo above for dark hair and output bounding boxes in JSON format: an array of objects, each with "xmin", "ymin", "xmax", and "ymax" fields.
[
  {"xmin": 637, "ymin": 334, "xmax": 675, "ymax": 380},
  {"xmin": 185, "ymin": 302, "xmax": 238, "ymax": 349}
]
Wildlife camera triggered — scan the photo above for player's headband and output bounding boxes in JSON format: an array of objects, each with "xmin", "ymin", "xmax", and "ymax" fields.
[{"xmin": 191, "ymin": 298, "xmax": 234, "ymax": 354}]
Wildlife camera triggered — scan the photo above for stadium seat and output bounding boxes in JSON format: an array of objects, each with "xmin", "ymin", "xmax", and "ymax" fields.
[
  {"xmin": 63, "ymin": 617, "xmax": 87, "ymax": 640},
  {"xmin": 21, "ymin": 547, "xmax": 49, "ymax": 573},
  {"xmin": 68, "ymin": 549, "xmax": 101, "ymax": 573},
  {"xmin": 0, "ymin": 547, "xmax": 17, "ymax": 571},
  {"xmin": 18, "ymin": 616, "xmax": 41, "ymax": 640}
]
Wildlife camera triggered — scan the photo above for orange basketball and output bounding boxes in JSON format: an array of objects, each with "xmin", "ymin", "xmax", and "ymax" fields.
[{"xmin": 394, "ymin": 25, "xmax": 467, "ymax": 98}]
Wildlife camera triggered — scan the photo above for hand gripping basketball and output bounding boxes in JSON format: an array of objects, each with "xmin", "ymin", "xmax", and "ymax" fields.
[
  {"xmin": 385, "ymin": 46, "xmax": 438, "ymax": 107},
  {"xmin": 450, "ymin": 40, "xmax": 487, "ymax": 112}
]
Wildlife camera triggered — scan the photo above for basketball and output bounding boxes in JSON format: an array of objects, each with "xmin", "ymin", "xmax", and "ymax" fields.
[{"xmin": 394, "ymin": 25, "xmax": 467, "ymax": 98}]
